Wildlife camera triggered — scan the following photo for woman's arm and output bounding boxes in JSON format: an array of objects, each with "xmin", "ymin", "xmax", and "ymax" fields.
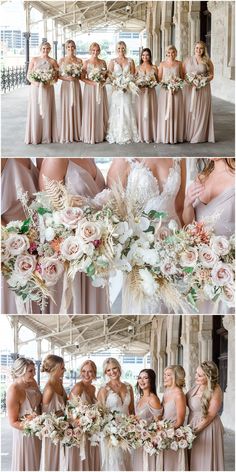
[
  {"xmin": 179, "ymin": 61, "xmax": 184, "ymax": 80},
  {"xmin": 106, "ymin": 158, "xmax": 129, "ymax": 188},
  {"xmin": 130, "ymin": 59, "xmax": 135, "ymax": 75},
  {"xmin": 194, "ymin": 386, "xmax": 222, "ymax": 434},
  {"xmin": 39, "ymin": 158, "xmax": 68, "ymax": 190},
  {"xmin": 175, "ymin": 159, "xmax": 186, "ymax": 226},
  {"xmin": 69, "ymin": 382, "xmax": 83, "ymax": 400},
  {"xmin": 173, "ymin": 391, "xmax": 186, "ymax": 428},
  {"xmin": 182, "ymin": 176, "xmax": 205, "ymax": 225},
  {"xmin": 158, "ymin": 62, "xmax": 163, "ymax": 81},
  {"xmin": 6, "ymin": 386, "xmax": 24, "ymax": 430},
  {"xmin": 129, "ymin": 386, "xmax": 135, "ymax": 415}
]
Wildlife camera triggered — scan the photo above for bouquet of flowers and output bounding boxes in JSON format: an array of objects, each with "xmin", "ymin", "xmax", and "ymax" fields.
[
  {"xmin": 87, "ymin": 67, "xmax": 107, "ymax": 83},
  {"xmin": 29, "ymin": 68, "xmax": 57, "ymax": 85},
  {"xmin": 185, "ymin": 73, "xmax": 208, "ymax": 90},
  {"xmin": 160, "ymin": 76, "xmax": 184, "ymax": 93},
  {"xmin": 142, "ymin": 420, "xmax": 196, "ymax": 455},
  {"xmin": 107, "ymin": 73, "xmax": 139, "ymax": 94},
  {"xmin": 135, "ymin": 75, "xmax": 158, "ymax": 89},
  {"xmin": 22, "ymin": 412, "xmax": 68, "ymax": 443},
  {"xmin": 102, "ymin": 411, "xmax": 144, "ymax": 451},
  {"xmin": 60, "ymin": 63, "xmax": 83, "ymax": 79}
]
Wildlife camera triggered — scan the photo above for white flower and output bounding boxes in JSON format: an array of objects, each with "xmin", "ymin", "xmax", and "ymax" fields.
[
  {"xmin": 155, "ymin": 226, "xmax": 170, "ymax": 241},
  {"xmin": 139, "ymin": 268, "xmax": 157, "ymax": 296},
  {"xmin": 56, "ymin": 207, "xmax": 84, "ymax": 229},
  {"xmin": 170, "ymin": 441, "xmax": 178, "ymax": 451},
  {"xmin": 179, "ymin": 247, "xmax": 198, "ymax": 267},
  {"xmin": 115, "ymin": 221, "xmax": 133, "ymax": 244},
  {"xmin": 199, "ymin": 246, "xmax": 219, "ymax": 268},
  {"xmin": 45, "ymin": 227, "xmax": 56, "ymax": 242},
  {"xmin": 15, "ymin": 254, "xmax": 36, "ymax": 280},
  {"xmin": 160, "ymin": 260, "xmax": 177, "ymax": 275},
  {"xmin": 60, "ymin": 236, "xmax": 84, "ymax": 261},
  {"xmin": 168, "ymin": 219, "xmax": 179, "ymax": 232},
  {"xmin": 129, "ymin": 215, "xmax": 150, "ymax": 236},
  {"xmin": 41, "ymin": 257, "xmax": 64, "ymax": 286},
  {"xmin": 6, "ymin": 220, "xmax": 22, "ymax": 229},
  {"xmin": 203, "ymin": 284, "xmax": 216, "ymax": 300},
  {"xmin": 77, "ymin": 221, "xmax": 101, "ymax": 243},
  {"xmin": 221, "ymin": 284, "xmax": 235, "ymax": 306},
  {"xmin": 211, "ymin": 236, "xmax": 230, "ymax": 256},
  {"xmin": 6, "ymin": 234, "xmax": 29, "ymax": 256},
  {"xmin": 211, "ymin": 263, "xmax": 234, "ymax": 286},
  {"xmin": 178, "ymin": 439, "xmax": 188, "ymax": 449}
]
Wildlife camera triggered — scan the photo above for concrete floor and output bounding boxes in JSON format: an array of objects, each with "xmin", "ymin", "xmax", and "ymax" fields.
[
  {"xmin": 1, "ymin": 416, "xmax": 235, "ymax": 471},
  {"xmin": 1, "ymin": 84, "xmax": 235, "ymax": 157}
]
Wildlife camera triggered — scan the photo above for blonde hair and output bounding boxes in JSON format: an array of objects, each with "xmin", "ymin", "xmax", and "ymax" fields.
[
  {"xmin": 11, "ymin": 357, "xmax": 34, "ymax": 380},
  {"xmin": 65, "ymin": 39, "xmax": 76, "ymax": 49},
  {"xmin": 166, "ymin": 44, "xmax": 177, "ymax": 56},
  {"xmin": 103, "ymin": 357, "xmax": 121, "ymax": 377},
  {"xmin": 199, "ymin": 361, "xmax": 219, "ymax": 417},
  {"xmin": 41, "ymin": 354, "xmax": 64, "ymax": 374},
  {"xmin": 80, "ymin": 360, "xmax": 97, "ymax": 378},
  {"xmin": 197, "ymin": 158, "xmax": 235, "ymax": 182},
  {"xmin": 40, "ymin": 41, "xmax": 51, "ymax": 51},
  {"xmin": 165, "ymin": 365, "xmax": 185, "ymax": 389},
  {"xmin": 194, "ymin": 41, "xmax": 210, "ymax": 70},
  {"xmin": 89, "ymin": 42, "xmax": 101, "ymax": 54},
  {"xmin": 116, "ymin": 41, "xmax": 127, "ymax": 53}
]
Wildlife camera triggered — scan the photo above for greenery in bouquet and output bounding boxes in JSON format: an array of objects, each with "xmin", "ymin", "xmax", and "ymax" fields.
[
  {"xmin": 142, "ymin": 419, "xmax": 196, "ymax": 455},
  {"xmin": 60, "ymin": 63, "xmax": 83, "ymax": 78},
  {"xmin": 185, "ymin": 73, "xmax": 208, "ymax": 90},
  {"xmin": 160, "ymin": 76, "xmax": 184, "ymax": 93},
  {"xmin": 29, "ymin": 68, "xmax": 57, "ymax": 85},
  {"xmin": 102, "ymin": 410, "xmax": 144, "ymax": 451}
]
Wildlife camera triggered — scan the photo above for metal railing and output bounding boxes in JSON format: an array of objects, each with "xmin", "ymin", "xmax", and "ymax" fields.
[{"xmin": 1, "ymin": 65, "xmax": 28, "ymax": 93}]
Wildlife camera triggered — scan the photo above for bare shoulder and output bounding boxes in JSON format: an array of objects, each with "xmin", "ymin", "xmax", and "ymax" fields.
[
  {"xmin": 70, "ymin": 382, "xmax": 83, "ymax": 397},
  {"xmin": 149, "ymin": 393, "xmax": 161, "ymax": 408}
]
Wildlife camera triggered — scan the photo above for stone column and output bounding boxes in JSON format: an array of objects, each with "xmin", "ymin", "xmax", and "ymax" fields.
[
  {"xmin": 188, "ymin": 11, "xmax": 200, "ymax": 55},
  {"xmin": 228, "ymin": 1, "xmax": 235, "ymax": 79},
  {"xmin": 23, "ymin": 32, "xmax": 31, "ymax": 81},
  {"xmin": 13, "ymin": 317, "xmax": 19, "ymax": 354},
  {"xmin": 53, "ymin": 41, "xmax": 58, "ymax": 60},
  {"xmin": 158, "ymin": 351, "xmax": 166, "ymax": 393},
  {"xmin": 175, "ymin": 1, "xmax": 189, "ymax": 61},
  {"xmin": 198, "ymin": 315, "xmax": 213, "ymax": 362},
  {"xmin": 152, "ymin": 30, "xmax": 160, "ymax": 65},
  {"xmin": 181, "ymin": 316, "xmax": 199, "ymax": 390},
  {"xmin": 150, "ymin": 318, "xmax": 158, "ymax": 377},
  {"xmin": 220, "ymin": 315, "xmax": 235, "ymax": 430}
]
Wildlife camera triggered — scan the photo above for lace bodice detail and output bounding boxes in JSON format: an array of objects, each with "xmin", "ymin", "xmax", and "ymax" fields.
[
  {"xmin": 126, "ymin": 159, "xmax": 181, "ymax": 223},
  {"xmin": 105, "ymin": 384, "xmax": 131, "ymax": 414},
  {"xmin": 185, "ymin": 56, "xmax": 208, "ymax": 76},
  {"xmin": 113, "ymin": 59, "xmax": 133, "ymax": 77},
  {"xmin": 162, "ymin": 63, "xmax": 181, "ymax": 80}
]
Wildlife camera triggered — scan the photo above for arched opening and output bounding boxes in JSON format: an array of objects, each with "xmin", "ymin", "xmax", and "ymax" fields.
[{"xmin": 200, "ymin": 1, "xmax": 211, "ymax": 54}]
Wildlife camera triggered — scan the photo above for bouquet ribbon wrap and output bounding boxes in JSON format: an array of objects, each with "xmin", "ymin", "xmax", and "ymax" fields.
[
  {"xmin": 96, "ymin": 82, "xmax": 101, "ymax": 105},
  {"xmin": 38, "ymin": 82, "xmax": 47, "ymax": 118},
  {"xmin": 190, "ymin": 86, "xmax": 197, "ymax": 119},
  {"xmin": 165, "ymin": 89, "xmax": 172, "ymax": 120},
  {"xmin": 70, "ymin": 81, "xmax": 75, "ymax": 108}
]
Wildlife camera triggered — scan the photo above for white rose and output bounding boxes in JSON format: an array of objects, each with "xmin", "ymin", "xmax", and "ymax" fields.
[
  {"xmin": 211, "ymin": 236, "xmax": 230, "ymax": 256},
  {"xmin": 170, "ymin": 441, "xmax": 178, "ymax": 451},
  {"xmin": 178, "ymin": 439, "xmax": 188, "ymax": 449},
  {"xmin": 168, "ymin": 219, "xmax": 179, "ymax": 232},
  {"xmin": 77, "ymin": 221, "xmax": 101, "ymax": 243},
  {"xmin": 155, "ymin": 226, "xmax": 171, "ymax": 241},
  {"xmin": 45, "ymin": 227, "xmax": 56, "ymax": 242},
  {"xmin": 60, "ymin": 237, "xmax": 84, "ymax": 261},
  {"xmin": 160, "ymin": 260, "xmax": 177, "ymax": 275},
  {"xmin": 221, "ymin": 284, "xmax": 235, "ymax": 306},
  {"xmin": 179, "ymin": 247, "xmax": 198, "ymax": 267},
  {"xmin": 15, "ymin": 254, "xmax": 36, "ymax": 280},
  {"xmin": 211, "ymin": 263, "xmax": 234, "ymax": 286},
  {"xmin": 56, "ymin": 207, "xmax": 84, "ymax": 229},
  {"xmin": 6, "ymin": 234, "xmax": 29, "ymax": 256},
  {"xmin": 41, "ymin": 257, "xmax": 64, "ymax": 286},
  {"xmin": 199, "ymin": 246, "xmax": 219, "ymax": 268},
  {"xmin": 115, "ymin": 221, "xmax": 133, "ymax": 244}
]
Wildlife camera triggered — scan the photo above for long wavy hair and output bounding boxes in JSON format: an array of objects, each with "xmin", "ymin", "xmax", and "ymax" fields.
[
  {"xmin": 199, "ymin": 361, "xmax": 219, "ymax": 417},
  {"xmin": 140, "ymin": 48, "xmax": 153, "ymax": 65},
  {"xmin": 194, "ymin": 41, "xmax": 210, "ymax": 70},
  {"xmin": 197, "ymin": 158, "xmax": 235, "ymax": 181},
  {"xmin": 136, "ymin": 369, "xmax": 157, "ymax": 396}
]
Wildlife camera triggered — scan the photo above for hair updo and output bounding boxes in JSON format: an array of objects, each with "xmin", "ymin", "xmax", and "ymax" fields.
[
  {"xmin": 11, "ymin": 357, "xmax": 34, "ymax": 380},
  {"xmin": 41, "ymin": 354, "xmax": 64, "ymax": 374},
  {"xmin": 165, "ymin": 365, "xmax": 186, "ymax": 389}
]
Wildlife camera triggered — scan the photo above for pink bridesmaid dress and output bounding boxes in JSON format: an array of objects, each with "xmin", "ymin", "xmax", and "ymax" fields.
[
  {"xmin": 1, "ymin": 159, "xmax": 39, "ymax": 314},
  {"xmin": 60, "ymin": 61, "xmax": 82, "ymax": 143},
  {"xmin": 156, "ymin": 63, "xmax": 184, "ymax": 144},
  {"xmin": 162, "ymin": 396, "xmax": 188, "ymax": 471},
  {"xmin": 25, "ymin": 58, "xmax": 58, "ymax": 144},
  {"xmin": 81, "ymin": 62, "xmax": 108, "ymax": 143},
  {"xmin": 11, "ymin": 386, "xmax": 42, "ymax": 471},
  {"xmin": 184, "ymin": 56, "xmax": 215, "ymax": 143},
  {"xmin": 136, "ymin": 66, "xmax": 157, "ymax": 143},
  {"xmin": 47, "ymin": 160, "xmax": 110, "ymax": 314},
  {"xmin": 187, "ymin": 385, "xmax": 224, "ymax": 471},
  {"xmin": 66, "ymin": 391, "xmax": 100, "ymax": 471}
]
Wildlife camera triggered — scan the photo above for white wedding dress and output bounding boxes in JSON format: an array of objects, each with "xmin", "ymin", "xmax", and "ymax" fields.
[
  {"xmin": 106, "ymin": 59, "xmax": 139, "ymax": 144},
  {"xmin": 101, "ymin": 385, "xmax": 133, "ymax": 471}
]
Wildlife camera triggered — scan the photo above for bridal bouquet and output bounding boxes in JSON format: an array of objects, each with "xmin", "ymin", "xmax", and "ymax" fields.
[
  {"xmin": 87, "ymin": 67, "xmax": 107, "ymax": 83},
  {"xmin": 160, "ymin": 76, "xmax": 184, "ymax": 93},
  {"xmin": 142, "ymin": 420, "xmax": 196, "ymax": 455},
  {"xmin": 29, "ymin": 68, "xmax": 57, "ymax": 85},
  {"xmin": 107, "ymin": 73, "xmax": 139, "ymax": 94},
  {"xmin": 60, "ymin": 62, "xmax": 83, "ymax": 78},
  {"xmin": 22, "ymin": 412, "xmax": 69, "ymax": 444},
  {"xmin": 135, "ymin": 75, "xmax": 158, "ymax": 88},
  {"xmin": 102, "ymin": 411, "xmax": 144, "ymax": 451},
  {"xmin": 185, "ymin": 73, "xmax": 208, "ymax": 90}
]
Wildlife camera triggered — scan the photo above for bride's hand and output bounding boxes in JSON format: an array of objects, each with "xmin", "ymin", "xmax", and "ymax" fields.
[{"xmin": 185, "ymin": 181, "xmax": 205, "ymax": 207}]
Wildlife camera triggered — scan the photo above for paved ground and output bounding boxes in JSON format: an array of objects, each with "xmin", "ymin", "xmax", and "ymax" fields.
[
  {"xmin": 1, "ymin": 416, "xmax": 235, "ymax": 471},
  {"xmin": 1, "ymin": 84, "xmax": 235, "ymax": 157}
]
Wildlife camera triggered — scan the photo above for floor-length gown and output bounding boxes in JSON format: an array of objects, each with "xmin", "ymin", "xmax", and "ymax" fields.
[
  {"xmin": 41, "ymin": 391, "xmax": 66, "ymax": 471},
  {"xmin": 81, "ymin": 63, "xmax": 108, "ymax": 143},
  {"xmin": 47, "ymin": 160, "xmax": 110, "ymax": 314},
  {"xmin": 184, "ymin": 56, "xmax": 215, "ymax": 143},
  {"xmin": 163, "ymin": 397, "xmax": 188, "ymax": 471},
  {"xmin": 187, "ymin": 385, "xmax": 224, "ymax": 471},
  {"xmin": 60, "ymin": 69, "xmax": 82, "ymax": 142},
  {"xmin": 195, "ymin": 186, "xmax": 235, "ymax": 314},
  {"xmin": 106, "ymin": 59, "xmax": 139, "ymax": 144},
  {"xmin": 1, "ymin": 159, "xmax": 39, "ymax": 314},
  {"xmin": 133, "ymin": 402, "xmax": 163, "ymax": 471},
  {"xmin": 25, "ymin": 59, "xmax": 58, "ymax": 144},
  {"xmin": 156, "ymin": 63, "xmax": 184, "ymax": 144},
  {"xmin": 11, "ymin": 387, "xmax": 41, "ymax": 471},
  {"xmin": 121, "ymin": 158, "xmax": 182, "ymax": 314},
  {"xmin": 135, "ymin": 67, "xmax": 157, "ymax": 142},
  {"xmin": 101, "ymin": 385, "xmax": 132, "ymax": 471},
  {"xmin": 66, "ymin": 391, "xmax": 100, "ymax": 471}
]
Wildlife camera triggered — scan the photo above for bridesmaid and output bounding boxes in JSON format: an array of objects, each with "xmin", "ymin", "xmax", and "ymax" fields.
[
  {"xmin": 183, "ymin": 41, "xmax": 215, "ymax": 143},
  {"xmin": 187, "ymin": 361, "xmax": 224, "ymax": 471},
  {"xmin": 59, "ymin": 39, "xmax": 83, "ymax": 143},
  {"xmin": 156, "ymin": 45, "xmax": 184, "ymax": 144},
  {"xmin": 7, "ymin": 358, "xmax": 42, "ymax": 471},
  {"xmin": 66, "ymin": 360, "xmax": 100, "ymax": 471},
  {"xmin": 41, "ymin": 354, "xmax": 67, "ymax": 471},
  {"xmin": 1, "ymin": 158, "xmax": 39, "ymax": 314},
  {"xmin": 183, "ymin": 158, "xmax": 235, "ymax": 313},
  {"xmin": 81, "ymin": 42, "xmax": 108, "ymax": 143},
  {"xmin": 162, "ymin": 365, "xmax": 188, "ymax": 471},
  {"xmin": 133, "ymin": 369, "xmax": 162, "ymax": 471},
  {"xmin": 39, "ymin": 157, "xmax": 110, "ymax": 314},
  {"xmin": 25, "ymin": 41, "xmax": 58, "ymax": 144},
  {"xmin": 135, "ymin": 48, "xmax": 158, "ymax": 143}
]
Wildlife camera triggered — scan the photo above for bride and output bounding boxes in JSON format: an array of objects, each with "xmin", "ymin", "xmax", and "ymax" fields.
[
  {"xmin": 97, "ymin": 358, "xmax": 134, "ymax": 471},
  {"xmin": 107, "ymin": 158, "xmax": 186, "ymax": 313},
  {"xmin": 106, "ymin": 41, "xmax": 139, "ymax": 144}
]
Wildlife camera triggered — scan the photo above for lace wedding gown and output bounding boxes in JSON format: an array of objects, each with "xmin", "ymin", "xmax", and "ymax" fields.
[
  {"xmin": 101, "ymin": 385, "xmax": 132, "ymax": 471},
  {"xmin": 106, "ymin": 59, "xmax": 139, "ymax": 144}
]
